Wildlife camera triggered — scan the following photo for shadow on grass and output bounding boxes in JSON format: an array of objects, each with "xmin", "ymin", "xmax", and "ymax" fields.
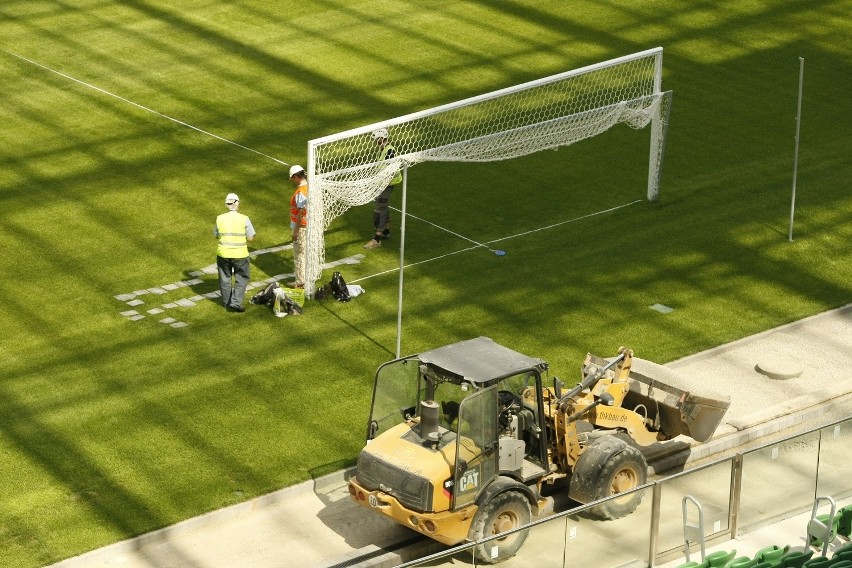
[
  {"xmin": 316, "ymin": 300, "xmax": 397, "ymax": 359},
  {"xmin": 1, "ymin": 1, "xmax": 850, "ymax": 566}
]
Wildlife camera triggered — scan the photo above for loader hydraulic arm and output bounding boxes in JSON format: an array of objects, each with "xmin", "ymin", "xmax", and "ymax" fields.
[
  {"xmin": 556, "ymin": 351, "xmax": 627, "ymax": 413},
  {"xmin": 565, "ymin": 391, "xmax": 615, "ymax": 423}
]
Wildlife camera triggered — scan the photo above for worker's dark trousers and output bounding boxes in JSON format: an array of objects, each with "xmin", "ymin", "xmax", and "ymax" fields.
[{"xmin": 217, "ymin": 256, "xmax": 250, "ymax": 308}]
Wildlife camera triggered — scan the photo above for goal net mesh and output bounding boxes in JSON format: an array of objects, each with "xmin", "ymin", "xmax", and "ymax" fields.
[{"xmin": 305, "ymin": 48, "xmax": 672, "ymax": 294}]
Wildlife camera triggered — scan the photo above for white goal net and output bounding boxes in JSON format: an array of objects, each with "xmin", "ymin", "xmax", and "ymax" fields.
[{"xmin": 304, "ymin": 47, "xmax": 672, "ymax": 295}]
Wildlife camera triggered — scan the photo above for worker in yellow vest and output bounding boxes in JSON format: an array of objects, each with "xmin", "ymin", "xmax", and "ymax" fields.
[
  {"xmin": 214, "ymin": 193, "xmax": 255, "ymax": 312},
  {"xmin": 364, "ymin": 128, "xmax": 402, "ymax": 249}
]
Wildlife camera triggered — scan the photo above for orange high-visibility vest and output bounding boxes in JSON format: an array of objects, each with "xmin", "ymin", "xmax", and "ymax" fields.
[{"xmin": 290, "ymin": 183, "xmax": 308, "ymax": 228}]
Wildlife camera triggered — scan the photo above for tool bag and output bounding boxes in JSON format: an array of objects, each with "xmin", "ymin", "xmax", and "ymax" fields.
[{"xmin": 330, "ymin": 271, "xmax": 351, "ymax": 302}]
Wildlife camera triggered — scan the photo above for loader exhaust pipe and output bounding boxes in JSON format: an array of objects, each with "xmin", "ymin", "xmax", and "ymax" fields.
[
  {"xmin": 419, "ymin": 365, "xmax": 440, "ymax": 442},
  {"xmin": 420, "ymin": 400, "xmax": 440, "ymax": 443}
]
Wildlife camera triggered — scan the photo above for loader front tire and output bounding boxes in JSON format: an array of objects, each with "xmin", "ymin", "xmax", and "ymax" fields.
[
  {"xmin": 470, "ymin": 491, "xmax": 531, "ymax": 564},
  {"xmin": 568, "ymin": 435, "xmax": 647, "ymax": 520}
]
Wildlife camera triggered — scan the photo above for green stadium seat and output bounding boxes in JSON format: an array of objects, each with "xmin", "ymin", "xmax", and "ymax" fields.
[
  {"xmin": 755, "ymin": 544, "xmax": 789, "ymax": 564},
  {"xmin": 705, "ymin": 550, "xmax": 737, "ymax": 568},
  {"xmin": 675, "ymin": 562, "xmax": 703, "ymax": 568},
  {"xmin": 724, "ymin": 556, "xmax": 758, "ymax": 568},
  {"xmin": 832, "ymin": 550, "xmax": 852, "ymax": 563},
  {"xmin": 810, "ymin": 514, "xmax": 840, "ymax": 548},
  {"xmin": 780, "ymin": 550, "xmax": 815, "ymax": 568},
  {"xmin": 838, "ymin": 506, "xmax": 852, "ymax": 538},
  {"xmin": 834, "ymin": 543, "xmax": 852, "ymax": 557},
  {"xmin": 753, "ymin": 563, "xmax": 776, "ymax": 568},
  {"xmin": 754, "ymin": 544, "xmax": 783, "ymax": 556},
  {"xmin": 802, "ymin": 557, "xmax": 831, "ymax": 568},
  {"xmin": 828, "ymin": 561, "xmax": 852, "ymax": 568}
]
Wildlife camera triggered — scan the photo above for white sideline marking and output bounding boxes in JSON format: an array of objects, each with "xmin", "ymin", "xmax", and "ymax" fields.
[
  {"xmin": 356, "ymin": 200, "xmax": 643, "ymax": 283},
  {"xmin": 115, "ymin": 251, "xmax": 364, "ymax": 327},
  {"xmin": 2, "ymin": 49, "xmax": 290, "ymax": 168}
]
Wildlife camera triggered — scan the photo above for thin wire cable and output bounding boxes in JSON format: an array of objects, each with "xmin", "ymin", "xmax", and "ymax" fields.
[
  {"xmin": 487, "ymin": 199, "xmax": 642, "ymax": 243},
  {"xmin": 357, "ymin": 199, "xmax": 642, "ymax": 283},
  {"xmin": 389, "ymin": 199, "xmax": 641, "ymax": 251},
  {"xmin": 3, "ymin": 49, "xmax": 290, "ymax": 167},
  {"xmin": 389, "ymin": 206, "xmax": 500, "ymax": 253}
]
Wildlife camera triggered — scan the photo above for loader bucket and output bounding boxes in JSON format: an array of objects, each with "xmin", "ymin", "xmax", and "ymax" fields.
[{"xmin": 624, "ymin": 358, "xmax": 731, "ymax": 443}]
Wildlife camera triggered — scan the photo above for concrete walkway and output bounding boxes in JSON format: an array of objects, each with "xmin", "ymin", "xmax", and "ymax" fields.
[{"xmin": 49, "ymin": 305, "xmax": 852, "ymax": 568}]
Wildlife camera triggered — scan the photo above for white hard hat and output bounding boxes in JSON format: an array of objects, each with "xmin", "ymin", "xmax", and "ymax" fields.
[
  {"xmin": 372, "ymin": 128, "xmax": 388, "ymax": 140},
  {"xmin": 225, "ymin": 193, "xmax": 239, "ymax": 204},
  {"xmin": 289, "ymin": 165, "xmax": 305, "ymax": 177}
]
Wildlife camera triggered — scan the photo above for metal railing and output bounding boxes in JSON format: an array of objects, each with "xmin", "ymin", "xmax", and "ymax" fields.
[{"xmin": 397, "ymin": 416, "xmax": 851, "ymax": 567}]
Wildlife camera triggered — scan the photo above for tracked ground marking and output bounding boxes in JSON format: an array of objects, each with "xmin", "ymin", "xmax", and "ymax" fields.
[{"xmin": 116, "ymin": 247, "xmax": 364, "ymax": 327}]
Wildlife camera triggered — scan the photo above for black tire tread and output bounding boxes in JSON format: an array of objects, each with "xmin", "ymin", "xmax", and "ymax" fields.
[{"xmin": 470, "ymin": 490, "xmax": 532, "ymax": 564}]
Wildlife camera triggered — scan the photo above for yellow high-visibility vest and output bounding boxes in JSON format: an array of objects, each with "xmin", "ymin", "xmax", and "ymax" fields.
[
  {"xmin": 216, "ymin": 211, "xmax": 249, "ymax": 258},
  {"xmin": 377, "ymin": 144, "xmax": 403, "ymax": 186}
]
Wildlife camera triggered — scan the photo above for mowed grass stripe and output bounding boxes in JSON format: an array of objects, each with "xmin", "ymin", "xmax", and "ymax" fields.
[{"xmin": 0, "ymin": 1, "xmax": 849, "ymax": 565}]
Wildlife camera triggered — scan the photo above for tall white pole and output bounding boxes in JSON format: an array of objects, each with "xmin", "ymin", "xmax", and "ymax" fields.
[
  {"xmin": 395, "ymin": 167, "xmax": 408, "ymax": 358},
  {"xmin": 647, "ymin": 50, "xmax": 664, "ymax": 201},
  {"xmin": 788, "ymin": 57, "xmax": 804, "ymax": 242},
  {"xmin": 305, "ymin": 143, "xmax": 316, "ymax": 296}
]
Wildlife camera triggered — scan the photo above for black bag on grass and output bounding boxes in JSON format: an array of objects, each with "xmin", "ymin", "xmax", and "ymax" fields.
[
  {"xmin": 250, "ymin": 282, "xmax": 302, "ymax": 316},
  {"xmin": 330, "ymin": 271, "xmax": 350, "ymax": 302},
  {"xmin": 313, "ymin": 283, "xmax": 332, "ymax": 301},
  {"xmin": 250, "ymin": 282, "xmax": 280, "ymax": 306}
]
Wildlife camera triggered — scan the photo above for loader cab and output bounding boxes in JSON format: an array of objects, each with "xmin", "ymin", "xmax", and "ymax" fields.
[{"xmin": 364, "ymin": 337, "xmax": 551, "ymax": 511}]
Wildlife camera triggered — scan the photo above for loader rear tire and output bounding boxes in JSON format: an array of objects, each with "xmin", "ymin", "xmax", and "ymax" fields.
[
  {"xmin": 470, "ymin": 491, "xmax": 531, "ymax": 564},
  {"xmin": 568, "ymin": 436, "xmax": 647, "ymax": 520}
]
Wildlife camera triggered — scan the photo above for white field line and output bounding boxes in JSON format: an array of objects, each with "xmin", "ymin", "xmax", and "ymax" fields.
[
  {"xmin": 354, "ymin": 199, "xmax": 642, "ymax": 284},
  {"xmin": 463, "ymin": 199, "xmax": 642, "ymax": 245},
  {"xmin": 2, "ymin": 49, "xmax": 289, "ymax": 167}
]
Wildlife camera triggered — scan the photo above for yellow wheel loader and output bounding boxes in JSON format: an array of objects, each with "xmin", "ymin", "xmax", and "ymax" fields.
[{"xmin": 347, "ymin": 337, "xmax": 730, "ymax": 563}]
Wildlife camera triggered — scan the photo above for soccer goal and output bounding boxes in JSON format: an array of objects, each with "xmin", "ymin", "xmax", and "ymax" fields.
[{"xmin": 304, "ymin": 47, "xmax": 673, "ymax": 297}]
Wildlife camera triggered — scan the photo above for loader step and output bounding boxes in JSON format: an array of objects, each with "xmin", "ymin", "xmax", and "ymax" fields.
[{"xmin": 521, "ymin": 459, "xmax": 546, "ymax": 482}]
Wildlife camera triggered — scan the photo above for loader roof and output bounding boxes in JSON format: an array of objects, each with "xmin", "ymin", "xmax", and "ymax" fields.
[{"xmin": 417, "ymin": 336, "xmax": 547, "ymax": 384}]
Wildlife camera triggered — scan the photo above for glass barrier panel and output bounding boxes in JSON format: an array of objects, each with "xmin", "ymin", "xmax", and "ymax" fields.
[
  {"xmin": 816, "ymin": 418, "xmax": 852, "ymax": 503},
  {"xmin": 402, "ymin": 488, "xmax": 653, "ymax": 568},
  {"xmin": 738, "ymin": 429, "xmax": 820, "ymax": 534},
  {"xmin": 401, "ymin": 513, "xmax": 569, "ymax": 567},
  {"xmin": 399, "ymin": 419, "xmax": 849, "ymax": 568},
  {"xmin": 560, "ymin": 486, "xmax": 653, "ymax": 568},
  {"xmin": 490, "ymin": 513, "xmax": 568, "ymax": 568},
  {"xmin": 655, "ymin": 460, "xmax": 733, "ymax": 559}
]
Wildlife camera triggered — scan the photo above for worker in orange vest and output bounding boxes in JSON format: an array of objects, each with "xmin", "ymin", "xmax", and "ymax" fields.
[{"xmin": 288, "ymin": 165, "xmax": 308, "ymax": 288}]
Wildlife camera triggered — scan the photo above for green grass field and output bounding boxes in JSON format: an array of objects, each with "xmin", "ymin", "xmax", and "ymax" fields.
[{"xmin": 1, "ymin": 1, "xmax": 850, "ymax": 565}]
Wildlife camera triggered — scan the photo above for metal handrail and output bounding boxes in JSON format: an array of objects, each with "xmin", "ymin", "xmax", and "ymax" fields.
[{"xmin": 394, "ymin": 415, "xmax": 851, "ymax": 568}]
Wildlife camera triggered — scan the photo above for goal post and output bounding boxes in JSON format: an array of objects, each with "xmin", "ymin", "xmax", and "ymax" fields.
[{"xmin": 304, "ymin": 47, "xmax": 672, "ymax": 296}]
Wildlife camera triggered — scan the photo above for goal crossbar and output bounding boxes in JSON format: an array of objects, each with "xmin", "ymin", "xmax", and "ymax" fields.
[{"xmin": 310, "ymin": 46, "xmax": 664, "ymax": 147}]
